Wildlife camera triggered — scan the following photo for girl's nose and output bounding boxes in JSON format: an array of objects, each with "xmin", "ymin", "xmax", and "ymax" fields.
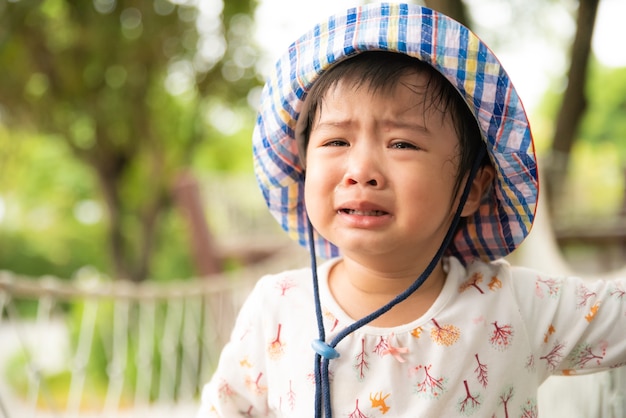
[{"xmin": 342, "ymin": 146, "xmax": 384, "ymax": 188}]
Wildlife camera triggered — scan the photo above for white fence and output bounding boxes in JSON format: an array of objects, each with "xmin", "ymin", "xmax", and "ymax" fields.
[{"xmin": 0, "ymin": 247, "xmax": 307, "ymax": 418}]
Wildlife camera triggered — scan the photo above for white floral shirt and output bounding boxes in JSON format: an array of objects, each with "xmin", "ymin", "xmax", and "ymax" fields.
[{"xmin": 198, "ymin": 257, "xmax": 626, "ymax": 417}]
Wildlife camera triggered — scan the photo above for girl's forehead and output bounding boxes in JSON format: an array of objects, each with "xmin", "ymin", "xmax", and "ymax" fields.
[{"xmin": 319, "ymin": 73, "xmax": 453, "ymax": 123}]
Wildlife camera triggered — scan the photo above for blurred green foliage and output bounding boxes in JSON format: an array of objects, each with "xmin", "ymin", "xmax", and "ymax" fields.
[
  {"xmin": 1, "ymin": 0, "xmax": 625, "ymax": 283},
  {"xmin": 0, "ymin": 0, "xmax": 260, "ymax": 281},
  {"xmin": 580, "ymin": 63, "xmax": 626, "ymax": 156},
  {"xmin": 0, "ymin": 128, "xmax": 109, "ymax": 277},
  {"xmin": 534, "ymin": 58, "xmax": 626, "ymax": 219}
]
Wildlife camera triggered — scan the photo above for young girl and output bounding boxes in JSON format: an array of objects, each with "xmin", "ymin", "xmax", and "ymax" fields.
[{"xmin": 198, "ymin": 3, "xmax": 626, "ymax": 417}]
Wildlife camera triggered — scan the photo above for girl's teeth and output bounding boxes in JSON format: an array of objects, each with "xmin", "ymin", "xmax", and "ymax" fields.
[{"xmin": 345, "ymin": 209, "xmax": 384, "ymax": 216}]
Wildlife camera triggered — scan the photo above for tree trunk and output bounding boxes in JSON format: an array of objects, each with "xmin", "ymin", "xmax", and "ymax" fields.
[
  {"xmin": 97, "ymin": 166, "xmax": 132, "ymax": 281},
  {"xmin": 173, "ymin": 171, "xmax": 222, "ymax": 278},
  {"xmin": 546, "ymin": 0, "xmax": 600, "ymax": 211},
  {"xmin": 424, "ymin": 0, "xmax": 470, "ymax": 27}
]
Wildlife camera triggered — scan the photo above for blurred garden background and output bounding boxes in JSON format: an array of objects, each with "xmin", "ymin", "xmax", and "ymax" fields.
[{"xmin": 0, "ymin": 0, "xmax": 625, "ymax": 416}]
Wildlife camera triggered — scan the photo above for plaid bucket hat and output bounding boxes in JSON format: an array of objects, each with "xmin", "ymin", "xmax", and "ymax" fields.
[{"xmin": 252, "ymin": 2, "xmax": 538, "ymax": 265}]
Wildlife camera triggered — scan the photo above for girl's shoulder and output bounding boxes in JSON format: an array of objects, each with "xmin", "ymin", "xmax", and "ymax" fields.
[{"xmin": 253, "ymin": 257, "xmax": 341, "ymax": 295}]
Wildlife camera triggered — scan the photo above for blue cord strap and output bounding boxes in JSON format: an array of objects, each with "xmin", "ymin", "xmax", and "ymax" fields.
[{"xmin": 307, "ymin": 220, "xmax": 327, "ymax": 417}]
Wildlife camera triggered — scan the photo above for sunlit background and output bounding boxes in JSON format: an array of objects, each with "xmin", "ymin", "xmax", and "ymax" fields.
[
  {"xmin": 256, "ymin": 0, "xmax": 626, "ymax": 110},
  {"xmin": 1, "ymin": 0, "xmax": 625, "ymax": 416},
  {"xmin": 1, "ymin": 0, "xmax": 626, "ymax": 278}
]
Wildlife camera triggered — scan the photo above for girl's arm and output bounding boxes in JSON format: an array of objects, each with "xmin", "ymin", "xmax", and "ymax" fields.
[{"xmin": 512, "ymin": 266, "xmax": 626, "ymax": 377}]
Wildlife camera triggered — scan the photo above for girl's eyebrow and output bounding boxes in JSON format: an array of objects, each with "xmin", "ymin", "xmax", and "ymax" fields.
[
  {"xmin": 313, "ymin": 119, "xmax": 351, "ymax": 129},
  {"xmin": 314, "ymin": 118, "xmax": 430, "ymax": 133},
  {"xmin": 382, "ymin": 119, "xmax": 430, "ymax": 133}
]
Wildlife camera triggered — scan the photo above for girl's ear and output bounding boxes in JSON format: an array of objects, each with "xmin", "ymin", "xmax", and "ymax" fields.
[{"xmin": 461, "ymin": 165, "xmax": 496, "ymax": 217}]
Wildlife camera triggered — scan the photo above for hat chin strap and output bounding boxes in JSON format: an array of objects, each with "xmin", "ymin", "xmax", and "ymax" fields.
[{"xmin": 307, "ymin": 146, "xmax": 487, "ymax": 418}]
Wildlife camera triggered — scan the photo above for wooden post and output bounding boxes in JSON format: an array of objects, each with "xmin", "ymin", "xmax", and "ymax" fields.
[{"xmin": 173, "ymin": 171, "xmax": 222, "ymax": 278}]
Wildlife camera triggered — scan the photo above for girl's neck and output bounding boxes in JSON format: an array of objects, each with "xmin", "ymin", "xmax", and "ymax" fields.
[{"xmin": 328, "ymin": 257, "xmax": 447, "ymax": 327}]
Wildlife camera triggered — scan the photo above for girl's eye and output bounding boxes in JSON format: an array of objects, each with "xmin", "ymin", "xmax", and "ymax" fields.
[
  {"xmin": 390, "ymin": 141, "xmax": 419, "ymax": 150},
  {"xmin": 324, "ymin": 139, "xmax": 349, "ymax": 147}
]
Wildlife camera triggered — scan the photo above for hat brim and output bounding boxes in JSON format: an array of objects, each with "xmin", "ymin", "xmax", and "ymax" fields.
[{"xmin": 252, "ymin": 3, "xmax": 538, "ymax": 265}]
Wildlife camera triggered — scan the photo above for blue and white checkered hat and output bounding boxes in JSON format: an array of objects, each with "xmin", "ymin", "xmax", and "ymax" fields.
[{"xmin": 252, "ymin": 3, "xmax": 538, "ymax": 265}]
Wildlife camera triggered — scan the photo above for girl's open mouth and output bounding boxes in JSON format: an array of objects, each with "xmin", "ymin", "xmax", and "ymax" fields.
[{"xmin": 340, "ymin": 209, "xmax": 388, "ymax": 216}]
